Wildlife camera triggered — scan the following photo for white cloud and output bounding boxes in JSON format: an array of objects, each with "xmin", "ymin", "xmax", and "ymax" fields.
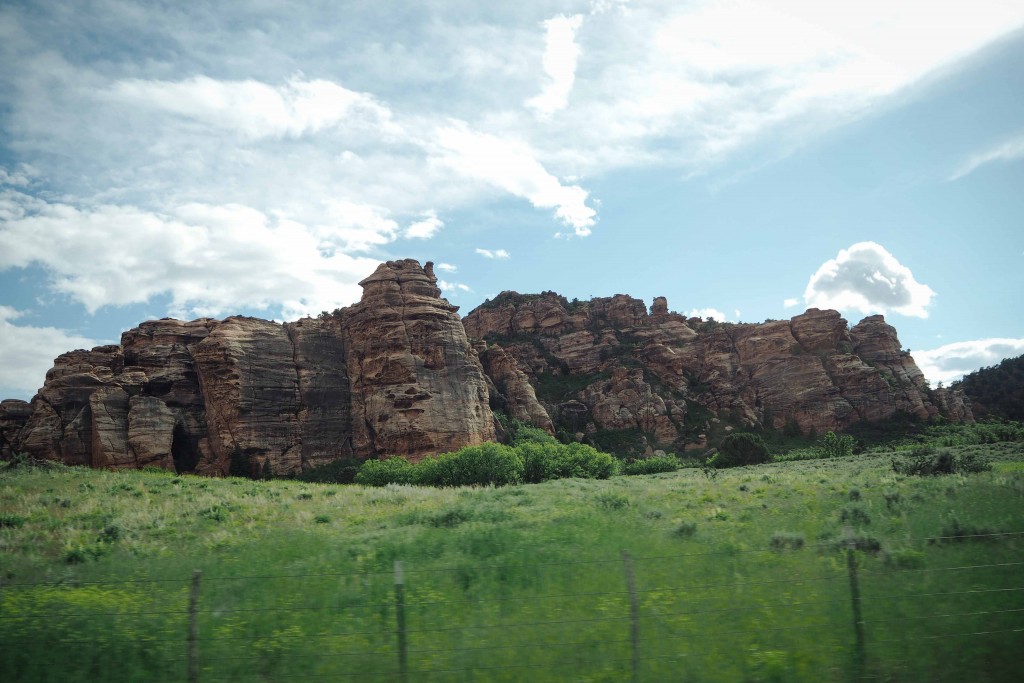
[
  {"xmin": 688, "ymin": 307, "xmax": 728, "ymax": 321},
  {"xmin": 949, "ymin": 133, "xmax": 1024, "ymax": 180},
  {"xmin": 914, "ymin": 338, "xmax": 1024, "ymax": 385},
  {"xmin": 0, "ymin": 164, "xmax": 36, "ymax": 188},
  {"xmin": 0, "ymin": 190, "xmax": 380, "ymax": 319},
  {"xmin": 526, "ymin": 14, "xmax": 584, "ymax": 119},
  {"xmin": 433, "ymin": 123, "xmax": 597, "ymax": 234},
  {"xmin": 475, "ymin": 248, "xmax": 511, "ymax": 260},
  {"xmin": 108, "ymin": 75, "xmax": 394, "ymax": 140},
  {"xmin": 405, "ymin": 211, "xmax": 444, "ymax": 239},
  {"xmin": 438, "ymin": 280, "xmax": 471, "ymax": 293},
  {"xmin": 783, "ymin": 297, "xmax": 800, "ymax": 308},
  {"xmin": 435, "ymin": 262, "xmax": 457, "ymax": 272},
  {"xmin": 803, "ymin": 242, "xmax": 935, "ymax": 318},
  {"xmin": 0, "ymin": 306, "xmax": 101, "ymax": 399}
]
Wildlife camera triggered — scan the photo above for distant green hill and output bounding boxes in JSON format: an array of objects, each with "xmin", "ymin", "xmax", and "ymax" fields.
[{"xmin": 953, "ymin": 354, "xmax": 1024, "ymax": 421}]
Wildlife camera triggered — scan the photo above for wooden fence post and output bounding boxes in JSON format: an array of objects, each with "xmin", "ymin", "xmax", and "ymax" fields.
[
  {"xmin": 395, "ymin": 561, "xmax": 408, "ymax": 683},
  {"xmin": 623, "ymin": 551, "xmax": 640, "ymax": 683},
  {"xmin": 188, "ymin": 570, "xmax": 202, "ymax": 683},
  {"xmin": 845, "ymin": 527, "xmax": 866, "ymax": 679}
]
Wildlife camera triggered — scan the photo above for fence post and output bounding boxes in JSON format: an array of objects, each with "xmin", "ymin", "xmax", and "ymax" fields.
[
  {"xmin": 395, "ymin": 560, "xmax": 408, "ymax": 683},
  {"xmin": 844, "ymin": 527, "xmax": 866, "ymax": 679},
  {"xmin": 622, "ymin": 551, "xmax": 640, "ymax": 683},
  {"xmin": 188, "ymin": 569, "xmax": 202, "ymax": 683}
]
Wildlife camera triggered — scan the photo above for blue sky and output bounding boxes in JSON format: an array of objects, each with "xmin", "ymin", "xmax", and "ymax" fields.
[{"xmin": 2, "ymin": 0, "xmax": 1023, "ymax": 400}]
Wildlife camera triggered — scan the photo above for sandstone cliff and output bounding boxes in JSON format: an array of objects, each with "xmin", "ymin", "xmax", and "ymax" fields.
[
  {"xmin": 465, "ymin": 292, "xmax": 972, "ymax": 451},
  {"xmin": 8, "ymin": 260, "xmax": 494, "ymax": 474},
  {"xmin": 3, "ymin": 263, "xmax": 973, "ymax": 474}
]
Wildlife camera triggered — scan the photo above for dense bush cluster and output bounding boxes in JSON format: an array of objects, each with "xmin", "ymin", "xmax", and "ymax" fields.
[
  {"xmin": 716, "ymin": 433, "xmax": 770, "ymax": 468},
  {"xmin": 355, "ymin": 441, "xmax": 617, "ymax": 488},
  {"xmin": 891, "ymin": 447, "xmax": 992, "ymax": 476},
  {"xmin": 622, "ymin": 455, "xmax": 681, "ymax": 476}
]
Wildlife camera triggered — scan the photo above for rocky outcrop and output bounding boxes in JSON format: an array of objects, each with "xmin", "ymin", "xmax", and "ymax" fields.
[
  {"xmin": 467, "ymin": 295, "xmax": 971, "ymax": 448},
  {"xmin": 3, "ymin": 263, "xmax": 974, "ymax": 471},
  {"xmin": 343, "ymin": 260, "xmax": 495, "ymax": 460},
  {"xmin": 478, "ymin": 345, "xmax": 553, "ymax": 433},
  {"xmin": 9, "ymin": 259, "xmax": 495, "ymax": 473}
]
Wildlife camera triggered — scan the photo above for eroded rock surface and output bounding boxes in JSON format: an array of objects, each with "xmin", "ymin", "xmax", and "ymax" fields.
[
  {"xmin": 8, "ymin": 260, "xmax": 495, "ymax": 473},
  {"xmin": 466, "ymin": 295, "xmax": 972, "ymax": 449}
]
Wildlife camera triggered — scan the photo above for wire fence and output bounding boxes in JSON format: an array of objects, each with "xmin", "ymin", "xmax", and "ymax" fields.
[{"xmin": 2, "ymin": 530, "xmax": 1022, "ymax": 681}]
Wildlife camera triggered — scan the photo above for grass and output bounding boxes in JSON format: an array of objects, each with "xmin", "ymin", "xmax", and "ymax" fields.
[{"xmin": 1, "ymin": 444, "xmax": 1023, "ymax": 682}]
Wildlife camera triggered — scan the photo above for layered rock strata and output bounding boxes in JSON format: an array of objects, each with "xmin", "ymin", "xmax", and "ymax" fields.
[
  {"xmin": 8, "ymin": 260, "xmax": 494, "ymax": 474},
  {"xmin": 464, "ymin": 292, "xmax": 972, "ymax": 448}
]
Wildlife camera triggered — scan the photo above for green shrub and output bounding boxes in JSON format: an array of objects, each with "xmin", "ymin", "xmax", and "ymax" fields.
[
  {"xmin": 839, "ymin": 504, "xmax": 871, "ymax": 527},
  {"xmin": 673, "ymin": 521, "xmax": 698, "ymax": 538},
  {"xmin": 623, "ymin": 455, "xmax": 680, "ymax": 476},
  {"xmin": 717, "ymin": 433, "xmax": 770, "ymax": 468},
  {"xmin": 769, "ymin": 532, "xmax": 805, "ymax": 551},
  {"xmin": 520, "ymin": 442, "xmax": 617, "ymax": 483},
  {"xmin": 816, "ymin": 431, "xmax": 855, "ymax": 459},
  {"xmin": 354, "ymin": 457, "xmax": 417, "ymax": 486},
  {"xmin": 892, "ymin": 449, "xmax": 989, "ymax": 476},
  {"xmin": 415, "ymin": 443, "xmax": 523, "ymax": 487},
  {"xmin": 0, "ymin": 513, "xmax": 27, "ymax": 528},
  {"xmin": 296, "ymin": 458, "xmax": 363, "ymax": 484}
]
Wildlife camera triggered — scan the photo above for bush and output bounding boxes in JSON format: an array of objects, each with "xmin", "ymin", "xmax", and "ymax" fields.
[
  {"xmin": 415, "ymin": 443, "xmax": 524, "ymax": 487},
  {"xmin": 520, "ymin": 442, "xmax": 618, "ymax": 483},
  {"xmin": 717, "ymin": 433, "xmax": 770, "ymax": 468},
  {"xmin": 623, "ymin": 455, "xmax": 680, "ymax": 476},
  {"xmin": 769, "ymin": 532, "xmax": 805, "ymax": 551},
  {"xmin": 817, "ymin": 431, "xmax": 855, "ymax": 459},
  {"xmin": 297, "ymin": 458, "xmax": 363, "ymax": 484},
  {"xmin": 354, "ymin": 457, "xmax": 417, "ymax": 486},
  {"xmin": 891, "ymin": 449, "xmax": 990, "ymax": 476}
]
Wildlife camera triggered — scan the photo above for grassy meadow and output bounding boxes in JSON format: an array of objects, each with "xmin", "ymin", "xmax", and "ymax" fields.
[{"xmin": 2, "ymin": 442, "xmax": 1023, "ymax": 681}]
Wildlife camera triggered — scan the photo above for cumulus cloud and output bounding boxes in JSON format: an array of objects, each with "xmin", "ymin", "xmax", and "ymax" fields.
[
  {"xmin": 475, "ymin": 248, "xmax": 511, "ymax": 260},
  {"xmin": 0, "ymin": 190, "xmax": 380, "ymax": 319},
  {"xmin": 404, "ymin": 211, "xmax": 444, "ymax": 239},
  {"xmin": 688, "ymin": 307, "xmax": 728, "ymax": 321},
  {"xmin": 783, "ymin": 297, "xmax": 800, "ymax": 308},
  {"xmin": 914, "ymin": 338, "xmax": 1024, "ymax": 385},
  {"xmin": 433, "ymin": 124, "xmax": 597, "ymax": 235},
  {"xmin": 949, "ymin": 133, "xmax": 1024, "ymax": 180},
  {"xmin": 0, "ymin": 306, "xmax": 101, "ymax": 399},
  {"xmin": 526, "ymin": 14, "xmax": 584, "ymax": 119},
  {"xmin": 803, "ymin": 242, "xmax": 935, "ymax": 318},
  {"xmin": 435, "ymin": 262, "xmax": 457, "ymax": 272}
]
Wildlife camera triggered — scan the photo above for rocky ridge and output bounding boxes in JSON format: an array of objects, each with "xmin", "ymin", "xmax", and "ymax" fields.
[
  {"xmin": 3, "ymin": 261, "xmax": 971, "ymax": 474},
  {"xmin": 464, "ymin": 291, "xmax": 972, "ymax": 451}
]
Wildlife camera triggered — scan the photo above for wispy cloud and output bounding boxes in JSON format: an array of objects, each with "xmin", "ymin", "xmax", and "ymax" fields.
[
  {"xmin": 475, "ymin": 248, "xmax": 511, "ymax": 260},
  {"xmin": 526, "ymin": 14, "xmax": 584, "ymax": 119},
  {"xmin": 438, "ymin": 280, "xmax": 471, "ymax": 293},
  {"xmin": 949, "ymin": 133, "xmax": 1024, "ymax": 180},
  {"xmin": 914, "ymin": 338, "xmax": 1024, "ymax": 385},
  {"xmin": 783, "ymin": 297, "xmax": 800, "ymax": 309},
  {"xmin": 435, "ymin": 262, "xmax": 457, "ymax": 272},
  {"xmin": 803, "ymin": 242, "xmax": 935, "ymax": 318}
]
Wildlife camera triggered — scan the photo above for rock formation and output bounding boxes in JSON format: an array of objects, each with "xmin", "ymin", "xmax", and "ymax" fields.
[
  {"xmin": 3, "ymin": 261, "xmax": 973, "ymax": 474},
  {"xmin": 465, "ymin": 292, "xmax": 972, "ymax": 450},
  {"xmin": 7, "ymin": 260, "xmax": 494, "ymax": 474}
]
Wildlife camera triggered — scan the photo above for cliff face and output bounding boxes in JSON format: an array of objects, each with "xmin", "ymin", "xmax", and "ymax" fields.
[
  {"xmin": 4, "ymin": 264, "xmax": 973, "ymax": 473},
  {"xmin": 464, "ymin": 292, "xmax": 972, "ymax": 448},
  {"xmin": 9, "ymin": 260, "xmax": 494, "ymax": 474}
]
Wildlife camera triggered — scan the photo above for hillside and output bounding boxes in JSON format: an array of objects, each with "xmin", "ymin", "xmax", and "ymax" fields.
[
  {"xmin": 0, "ymin": 259, "xmax": 973, "ymax": 477},
  {"xmin": 953, "ymin": 354, "xmax": 1024, "ymax": 421},
  {"xmin": 1, "ymin": 442, "xmax": 1022, "ymax": 681}
]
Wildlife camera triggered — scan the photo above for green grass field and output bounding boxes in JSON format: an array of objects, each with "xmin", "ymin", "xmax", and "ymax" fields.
[{"xmin": 2, "ymin": 442, "xmax": 1023, "ymax": 682}]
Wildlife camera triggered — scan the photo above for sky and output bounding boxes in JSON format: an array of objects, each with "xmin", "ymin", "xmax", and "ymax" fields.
[{"xmin": 1, "ymin": 0, "xmax": 1023, "ymax": 401}]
